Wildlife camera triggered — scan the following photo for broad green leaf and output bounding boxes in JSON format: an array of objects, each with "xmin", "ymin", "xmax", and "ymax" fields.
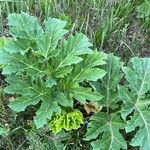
[
  {"xmin": 85, "ymin": 112, "xmax": 127, "ymax": 150},
  {"xmin": 126, "ymin": 111, "xmax": 150, "ymax": 150},
  {"xmin": 34, "ymin": 100, "xmax": 61, "ymax": 128},
  {"xmin": 54, "ymin": 66, "xmax": 73, "ymax": 78},
  {"xmin": 123, "ymin": 57, "xmax": 150, "ymax": 95},
  {"xmin": 4, "ymin": 38, "xmax": 32, "ymax": 54},
  {"xmin": 4, "ymin": 76, "xmax": 43, "ymax": 96},
  {"xmin": 36, "ymin": 18, "xmax": 68, "ymax": 58},
  {"xmin": 68, "ymin": 85, "xmax": 102, "ymax": 104},
  {"xmin": 83, "ymin": 51, "xmax": 106, "ymax": 67},
  {"xmin": 119, "ymin": 87, "xmax": 136, "ymax": 120},
  {"xmin": 1, "ymin": 52, "xmax": 45, "ymax": 76},
  {"xmin": 72, "ymin": 67, "xmax": 105, "ymax": 82},
  {"xmin": 55, "ymin": 33, "xmax": 93, "ymax": 68},
  {"xmin": 1, "ymin": 13, "xmax": 106, "ymax": 130},
  {"xmin": 9, "ymin": 96, "xmax": 41, "ymax": 112},
  {"xmin": 46, "ymin": 78, "xmax": 57, "ymax": 88},
  {"xmin": 120, "ymin": 57, "xmax": 150, "ymax": 149},
  {"xmin": 65, "ymin": 52, "xmax": 107, "ymax": 87},
  {"xmin": 7, "ymin": 12, "xmax": 43, "ymax": 39},
  {"xmin": 54, "ymin": 92, "xmax": 73, "ymax": 107},
  {"xmin": 92, "ymin": 54, "xmax": 123, "ymax": 108},
  {"xmin": 0, "ymin": 49, "xmax": 11, "ymax": 64},
  {"xmin": 6, "ymin": 76, "xmax": 44, "ymax": 112}
]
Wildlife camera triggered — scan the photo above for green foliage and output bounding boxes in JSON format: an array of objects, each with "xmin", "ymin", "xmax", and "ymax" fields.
[
  {"xmin": 94, "ymin": 0, "xmax": 134, "ymax": 49},
  {"xmin": 0, "ymin": 12, "xmax": 106, "ymax": 130},
  {"xmin": 49, "ymin": 111, "xmax": 83, "ymax": 134},
  {"xmin": 85, "ymin": 54, "xmax": 127, "ymax": 150},
  {"xmin": 26, "ymin": 127, "xmax": 68, "ymax": 150},
  {"xmin": 0, "ymin": 37, "xmax": 8, "ymax": 48},
  {"xmin": 137, "ymin": 0, "xmax": 150, "ymax": 19},
  {"xmin": 1, "ymin": 11, "xmax": 150, "ymax": 150},
  {"xmin": 0, "ymin": 125, "xmax": 9, "ymax": 136},
  {"xmin": 91, "ymin": 53, "xmax": 123, "ymax": 108},
  {"xmin": 86, "ymin": 54, "xmax": 150, "ymax": 149},
  {"xmin": 1, "ymin": 0, "xmax": 149, "ymax": 60},
  {"xmin": 120, "ymin": 57, "xmax": 150, "ymax": 149},
  {"xmin": 0, "ymin": 37, "xmax": 9, "ymax": 68},
  {"xmin": 85, "ymin": 112, "xmax": 127, "ymax": 150},
  {"xmin": 137, "ymin": 0, "xmax": 150, "ymax": 27}
]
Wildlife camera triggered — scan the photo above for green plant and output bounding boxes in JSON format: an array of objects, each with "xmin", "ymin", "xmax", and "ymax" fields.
[
  {"xmin": 1, "ymin": 12, "xmax": 150, "ymax": 150},
  {"xmin": 137, "ymin": 0, "xmax": 150, "ymax": 28},
  {"xmin": 0, "ymin": 12, "xmax": 106, "ymax": 130},
  {"xmin": 26, "ymin": 127, "xmax": 68, "ymax": 150},
  {"xmin": 0, "ymin": 37, "xmax": 8, "ymax": 47},
  {"xmin": 85, "ymin": 54, "xmax": 126, "ymax": 150},
  {"xmin": 0, "ymin": 37, "xmax": 9, "ymax": 69},
  {"xmin": 120, "ymin": 57, "xmax": 150, "ymax": 149},
  {"xmin": 85, "ymin": 54, "xmax": 150, "ymax": 149},
  {"xmin": 49, "ymin": 111, "xmax": 83, "ymax": 134},
  {"xmin": 94, "ymin": 0, "xmax": 134, "ymax": 50},
  {"xmin": 0, "ymin": 124, "xmax": 9, "ymax": 137}
]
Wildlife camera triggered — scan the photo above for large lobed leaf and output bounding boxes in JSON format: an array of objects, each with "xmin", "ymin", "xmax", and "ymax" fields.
[
  {"xmin": 85, "ymin": 54, "xmax": 127, "ymax": 150},
  {"xmin": 85, "ymin": 112, "xmax": 127, "ymax": 150},
  {"xmin": 7, "ymin": 12, "xmax": 43, "ymax": 39},
  {"xmin": 91, "ymin": 54, "xmax": 123, "ymax": 108},
  {"xmin": 85, "ymin": 55, "xmax": 150, "ymax": 149},
  {"xmin": 120, "ymin": 57, "xmax": 150, "ymax": 149},
  {"xmin": 0, "ymin": 12, "xmax": 106, "ymax": 129}
]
